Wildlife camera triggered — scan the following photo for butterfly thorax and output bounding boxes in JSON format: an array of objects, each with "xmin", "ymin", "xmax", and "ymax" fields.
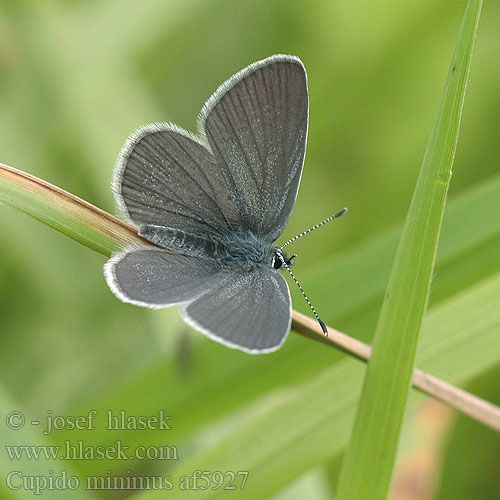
[
  {"xmin": 215, "ymin": 231, "xmax": 278, "ymax": 270},
  {"xmin": 139, "ymin": 225, "xmax": 290, "ymax": 271}
]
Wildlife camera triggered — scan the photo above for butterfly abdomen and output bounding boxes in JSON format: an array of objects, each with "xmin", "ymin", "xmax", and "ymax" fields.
[{"xmin": 139, "ymin": 224, "xmax": 219, "ymax": 259}]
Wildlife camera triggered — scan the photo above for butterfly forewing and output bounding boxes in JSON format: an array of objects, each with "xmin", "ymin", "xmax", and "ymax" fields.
[
  {"xmin": 114, "ymin": 124, "xmax": 240, "ymax": 237},
  {"xmin": 200, "ymin": 55, "xmax": 308, "ymax": 241}
]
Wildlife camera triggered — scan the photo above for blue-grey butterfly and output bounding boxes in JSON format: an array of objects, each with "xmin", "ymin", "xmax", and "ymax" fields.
[{"xmin": 104, "ymin": 54, "xmax": 346, "ymax": 353}]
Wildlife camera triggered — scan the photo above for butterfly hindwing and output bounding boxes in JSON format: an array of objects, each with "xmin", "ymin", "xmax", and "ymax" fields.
[
  {"xmin": 104, "ymin": 247, "xmax": 223, "ymax": 308},
  {"xmin": 181, "ymin": 267, "xmax": 291, "ymax": 353}
]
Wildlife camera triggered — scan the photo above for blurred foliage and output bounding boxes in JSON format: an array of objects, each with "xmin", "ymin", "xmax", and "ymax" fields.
[
  {"xmin": 435, "ymin": 364, "xmax": 500, "ymax": 500},
  {"xmin": 0, "ymin": 1, "xmax": 499, "ymax": 499}
]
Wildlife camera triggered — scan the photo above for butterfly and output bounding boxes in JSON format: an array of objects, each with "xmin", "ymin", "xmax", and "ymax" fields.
[{"xmin": 104, "ymin": 54, "xmax": 343, "ymax": 354}]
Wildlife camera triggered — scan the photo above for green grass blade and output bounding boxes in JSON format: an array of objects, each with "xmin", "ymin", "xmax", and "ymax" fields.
[
  {"xmin": 0, "ymin": 163, "xmax": 143, "ymax": 256},
  {"xmin": 434, "ymin": 365, "xmax": 500, "ymax": 500},
  {"xmin": 335, "ymin": 1, "xmax": 483, "ymax": 499}
]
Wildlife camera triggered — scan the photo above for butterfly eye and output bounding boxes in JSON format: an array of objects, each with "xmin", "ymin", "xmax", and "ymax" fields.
[{"xmin": 272, "ymin": 254, "xmax": 282, "ymax": 269}]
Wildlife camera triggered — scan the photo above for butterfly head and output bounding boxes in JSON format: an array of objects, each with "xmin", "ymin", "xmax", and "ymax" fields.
[{"xmin": 271, "ymin": 248, "xmax": 296, "ymax": 270}]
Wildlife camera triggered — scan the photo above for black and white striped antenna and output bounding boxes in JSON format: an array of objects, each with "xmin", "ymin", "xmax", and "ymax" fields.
[
  {"xmin": 277, "ymin": 207, "xmax": 348, "ymax": 337},
  {"xmin": 280, "ymin": 207, "xmax": 347, "ymax": 249}
]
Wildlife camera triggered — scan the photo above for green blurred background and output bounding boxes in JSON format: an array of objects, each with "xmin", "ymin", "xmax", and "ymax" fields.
[{"xmin": 0, "ymin": 1, "xmax": 499, "ymax": 499}]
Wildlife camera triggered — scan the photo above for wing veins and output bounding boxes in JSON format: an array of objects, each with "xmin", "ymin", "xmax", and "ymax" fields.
[{"xmin": 167, "ymin": 133, "xmax": 233, "ymax": 228}]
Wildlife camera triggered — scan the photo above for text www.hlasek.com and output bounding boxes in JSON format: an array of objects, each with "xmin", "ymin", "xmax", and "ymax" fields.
[{"xmin": 6, "ymin": 440, "xmax": 177, "ymax": 461}]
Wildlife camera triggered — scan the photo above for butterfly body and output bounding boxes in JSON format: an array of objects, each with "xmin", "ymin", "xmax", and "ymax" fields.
[{"xmin": 140, "ymin": 223, "xmax": 291, "ymax": 271}]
